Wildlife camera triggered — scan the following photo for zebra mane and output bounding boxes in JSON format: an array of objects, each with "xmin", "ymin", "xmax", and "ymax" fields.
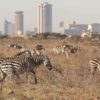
[{"xmin": 14, "ymin": 50, "xmax": 30, "ymax": 57}]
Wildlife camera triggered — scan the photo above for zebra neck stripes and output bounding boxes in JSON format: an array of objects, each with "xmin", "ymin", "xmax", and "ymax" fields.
[{"xmin": 30, "ymin": 55, "xmax": 46, "ymax": 65}]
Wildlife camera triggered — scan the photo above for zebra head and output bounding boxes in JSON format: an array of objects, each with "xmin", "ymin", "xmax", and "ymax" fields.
[{"xmin": 43, "ymin": 56, "xmax": 52, "ymax": 70}]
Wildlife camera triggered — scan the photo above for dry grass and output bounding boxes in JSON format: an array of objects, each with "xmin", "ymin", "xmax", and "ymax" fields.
[{"xmin": 0, "ymin": 38, "xmax": 100, "ymax": 100}]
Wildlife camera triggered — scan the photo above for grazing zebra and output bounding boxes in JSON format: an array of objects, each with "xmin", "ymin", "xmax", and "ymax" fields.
[
  {"xmin": 0, "ymin": 50, "xmax": 32, "ymax": 89},
  {"xmin": 52, "ymin": 44, "xmax": 78, "ymax": 59},
  {"xmin": 52, "ymin": 45, "xmax": 70, "ymax": 58},
  {"xmin": 26, "ymin": 55, "xmax": 53, "ymax": 84},
  {"xmin": 89, "ymin": 58, "xmax": 100, "ymax": 75},
  {"xmin": 62, "ymin": 44, "xmax": 78, "ymax": 54},
  {"xmin": 8, "ymin": 44, "xmax": 22, "ymax": 49},
  {"xmin": 52, "ymin": 46, "xmax": 64, "ymax": 54}
]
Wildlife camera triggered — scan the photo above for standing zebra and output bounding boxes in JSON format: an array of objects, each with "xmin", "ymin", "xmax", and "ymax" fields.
[
  {"xmin": 0, "ymin": 51, "xmax": 52, "ymax": 88},
  {"xmin": 26, "ymin": 55, "xmax": 53, "ymax": 84},
  {"xmin": 89, "ymin": 58, "xmax": 100, "ymax": 75},
  {"xmin": 63, "ymin": 44, "xmax": 78, "ymax": 54},
  {"xmin": 0, "ymin": 50, "xmax": 33, "ymax": 90},
  {"xmin": 52, "ymin": 45, "xmax": 65, "ymax": 54},
  {"xmin": 8, "ymin": 44, "xmax": 22, "ymax": 49},
  {"xmin": 52, "ymin": 45, "xmax": 70, "ymax": 58}
]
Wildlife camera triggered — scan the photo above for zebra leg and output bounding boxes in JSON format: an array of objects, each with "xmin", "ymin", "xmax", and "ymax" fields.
[
  {"xmin": 30, "ymin": 70, "xmax": 37, "ymax": 84},
  {"xmin": 65, "ymin": 51, "xmax": 69, "ymax": 59},
  {"xmin": 0, "ymin": 72, "xmax": 6, "ymax": 83},
  {"xmin": 14, "ymin": 72, "xmax": 20, "ymax": 84},
  {"xmin": 0, "ymin": 72, "xmax": 7, "ymax": 91}
]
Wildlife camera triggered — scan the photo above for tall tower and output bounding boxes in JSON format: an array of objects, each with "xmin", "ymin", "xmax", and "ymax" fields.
[
  {"xmin": 37, "ymin": 2, "xmax": 52, "ymax": 34},
  {"xmin": 4, "ymin": 20, "xmax": 14, "ymax": 37},
  {"xmin": 15, "ymin": 11, "xmax": 24, "ymax": 35}
]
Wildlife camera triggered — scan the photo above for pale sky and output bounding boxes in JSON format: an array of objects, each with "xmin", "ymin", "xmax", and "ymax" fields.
[{"xmin": 0, "ymin": 0, "xmax": 100, "ymax": 32}]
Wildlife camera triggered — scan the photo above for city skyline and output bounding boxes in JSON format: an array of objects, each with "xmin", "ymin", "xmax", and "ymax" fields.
[{"xmin": 0, "ymin": 0, "xmax": 100, "ymax": 32}]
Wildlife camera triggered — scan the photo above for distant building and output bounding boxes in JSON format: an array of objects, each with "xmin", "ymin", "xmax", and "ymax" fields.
[
  {"xmin": 37, "ymin": 2, "xmax": 52, "ymax": 34},
  {"xmin": 4, "ymin": 20, "xmax": 9, "ymax": 36},
  {"xmin": 15, "ymin": 11, "xmax": 24, "ymax": 36},
  {"xmin": 59, "ymin": 21, "xmax": 77, "ymax": 34},
  {"xmin": 64, "ymin": 28, "xmax": 83, "ymax": 36},
  {"xmin": 71, "ymin": 24, "xmax": 88, "ymax": 31},
  {"xmin": 4, "ymin": 20, "xmax": 14, "ymax": 37},
  {"xmin": 59, "ymin": 21, "xmax": 88, "ymax": 36},
  {"xmin": 88, "ymin": 23, "xmax": 100, "ymax": 34}
]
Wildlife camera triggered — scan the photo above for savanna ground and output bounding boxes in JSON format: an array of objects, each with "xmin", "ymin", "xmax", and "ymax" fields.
[{"xmin": 0, "ymin": 37, "xmax": 100, "ymax": 100}]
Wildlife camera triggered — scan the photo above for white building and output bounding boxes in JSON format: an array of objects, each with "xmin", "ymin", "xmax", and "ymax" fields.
[
  {"xmin": 37, "ymin": 2, "xmax": 52, "ymax": 34},
  {"xmin": 88, "ymin": 23, "xmax": 100, "ymax": 34}
]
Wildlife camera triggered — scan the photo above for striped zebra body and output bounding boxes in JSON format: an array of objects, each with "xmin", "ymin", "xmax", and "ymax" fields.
[
  {"xmin": 0, "ymin": 51, "xmax": 52, "ymax": 85},
  {"xmin": 63, "ymin": 44, "xmax": 78, "ymax": 54},
  {"xmin": 52, "ymin": 45, "xmax": 65, "ymax": 54},
  {"xmin": 89, "ymin": 58, "xmax": 100, "ymax": 75},
  {"xmin": 52, "ymin": 45, "xmax": 69, "ymax": 58},
  {"xmin": 52, "ymin": 44, "xmax": 78, "ymax": 59},
  {"xmin": 0, "ymin": 50, "xmax": 32, "ymax": 83}
]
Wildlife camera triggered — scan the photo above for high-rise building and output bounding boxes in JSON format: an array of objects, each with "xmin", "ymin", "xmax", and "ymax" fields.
[
  {"xmin": 37, "ymin": 2, "xmax": 52, "ymax": 34},
  {"xmin": 15, "ymin": 11, "xmax": 24, "ymax": 35},
  {"xmin": 4, "ymin": 20, "xmax": 14, "ymax": 37},
  {"xmin": 4, "ymin": 20, "xmax": 9, "ymax": 36}
]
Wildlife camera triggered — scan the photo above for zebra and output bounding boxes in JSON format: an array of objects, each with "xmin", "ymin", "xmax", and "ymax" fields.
[
  {"xmin": 89, "ymin": 58, "xmax": 100, "ymax": 75},
  {"xmin": 8, "ymin": 44, "xmax": 22, "ymax": 49},
  {"xmin": 52, "ymin": 43, "xmax": 78, "ymax": 59},
  {"xmin": 52, "ymin": 45, "xmax": 69, "ymax": 58},
  {"xmin": 0, "ymin": 51, "xmax": 52, "ymax": 87},
  {"xmin": 0, "ymin": 50, "xmax": 33, "ymax": 90},
  {"xmin": 8, "ymin": 44, "xmax": 44, "ymax": 55},
  {"xmin": 25, "ymin": 54, "xmax": 53, "ymax": 84},
  {"xmin": 62, "ymin": 44, "xmax": 78, "ymax": 53}
]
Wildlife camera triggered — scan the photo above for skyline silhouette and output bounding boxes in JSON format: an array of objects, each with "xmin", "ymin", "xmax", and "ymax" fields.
[{"xmin": 0, "ymin": 0, "xmax": 100, "ymax": 32}]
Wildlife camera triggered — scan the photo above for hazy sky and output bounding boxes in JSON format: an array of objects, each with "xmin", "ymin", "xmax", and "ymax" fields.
[{"xmin": 0, "ymin": 0, "xmax": 100, "ymax": 32}]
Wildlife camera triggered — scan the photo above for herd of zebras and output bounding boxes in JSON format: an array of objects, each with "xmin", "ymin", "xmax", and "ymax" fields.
[{"xmin": 0, "ymin": 43, "xmax": 100, "ymax": 91}]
